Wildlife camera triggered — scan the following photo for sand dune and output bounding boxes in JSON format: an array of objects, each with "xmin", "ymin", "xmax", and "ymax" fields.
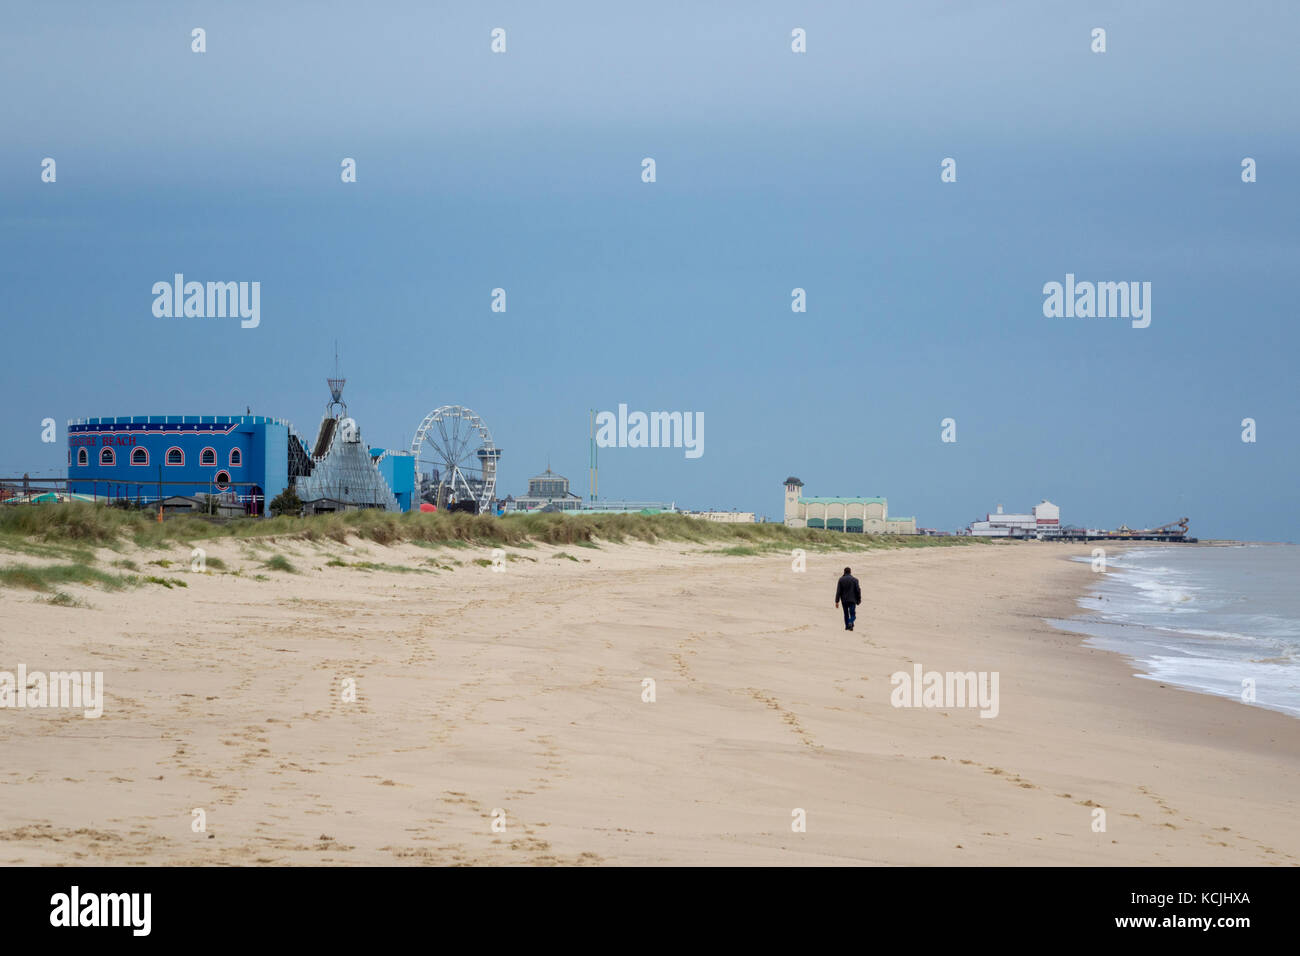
[{"xmin": 1, "ymin": 537, "xmax": 1297, "ymax": 865}]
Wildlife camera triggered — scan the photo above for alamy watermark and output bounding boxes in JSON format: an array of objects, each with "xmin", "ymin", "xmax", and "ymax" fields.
[
  {"xmin": 594, "ymin": 404, "xmax": 703, "ymax": 459},
  {"xmin": 152, "ymin": 274, "xmax": 260, "ymax": 328},
  {"xmin": 50, "ymin": 886, "xmax": 150, "ymax": 936},
  {"xmin": 1042, "ymin": 274, "xmax": 1150, "ymax": 328},
  {"xmin": 0, "ymin": 665, "xmax": 104, "ymax": 719},
  {"xmin": 890, "ymin": 664, "xmax": 999, "ymax": 719}
]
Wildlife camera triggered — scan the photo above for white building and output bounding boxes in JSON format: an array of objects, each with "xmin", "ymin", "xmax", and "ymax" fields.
[
  {"xmin": 501, "ymin": 468, "xmax": 583, "ymax": 512},
  {"xmin": 969, "ymin": 500, "xmax": 1060, "ymax": 537}
]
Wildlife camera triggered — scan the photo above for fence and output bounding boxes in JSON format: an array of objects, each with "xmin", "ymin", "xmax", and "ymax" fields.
[{"xmin": 0, "ymin": 476, "xmax": 267, "ymax": 515}]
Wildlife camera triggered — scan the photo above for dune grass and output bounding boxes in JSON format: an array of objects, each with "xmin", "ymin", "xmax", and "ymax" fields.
[
  {"xmin": 262, "ymin": 554, "xmax": 298, "ymax": 574},
  {"xmin": 0, "ymin": 561, "xmax": 196, "ymax": 593},
  {"xmin": 142, "ymin": 575, "xmax": 188, "ymax": 589},
  {"xmin": 0, "ymin": 563, "xmax": 127, "ymax": 592},
  {"xmin": 326, "ymin": 559, "xmax": 430, "ymax": 573},
  {"xmin": 0, "ymin": 532, "xmax": 96, "ymax": 564},
  {"xmin": 0, "ymin": 502, "xmax": 988, "ymax": 554},
  {"xmin": 40, "ymin": 591, "xmax": 90, "ymax": 608},
  {"xmin": 0, "ymin": 504, "xmax": 989, "ymax": 600}
]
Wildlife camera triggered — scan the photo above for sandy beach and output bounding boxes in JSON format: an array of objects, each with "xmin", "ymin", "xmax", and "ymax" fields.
[{"xmin": 2, "ymin": 537, "xmax": 1298, "ymax": 866}]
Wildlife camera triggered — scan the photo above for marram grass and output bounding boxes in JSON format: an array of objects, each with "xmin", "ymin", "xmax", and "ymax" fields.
[{"xmin": 0, "ymin": 502, "xmax": 990, "ymax": 553}]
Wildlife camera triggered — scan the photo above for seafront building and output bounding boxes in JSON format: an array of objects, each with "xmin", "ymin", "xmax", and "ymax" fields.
[
  {"xmin": 575, "ymin": 501, "xmax": 677, "ymax": 514},
  {"xmin": 962, "ymin": 502, "xmax": 1197, "ymax": 542},
  {"xmin": 500, "ymin": 465, "xmax": 676, "ymax": 515},
  {"xmin": 968, "ymin": 501, "xmax": 1060, "ymax": 537},
  {"xmin": 501, "ymin": 468, "xmax": 583, "ymax": 512},
  {"xmin": 782, "ymin": 477, "xmax": 917, "ymax": 534},
  {"xmin": 67, "ymin": 413, "xmax": 297, "ymax": 514},
  {"xmin": 65, "ymin": 378, "xmax": 415, "ymax": 515}
]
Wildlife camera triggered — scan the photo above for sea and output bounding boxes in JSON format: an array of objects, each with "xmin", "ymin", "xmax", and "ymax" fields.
[{"xmin": 1048, "ymin": 544, "xmax": 1300, "ymax": 718}]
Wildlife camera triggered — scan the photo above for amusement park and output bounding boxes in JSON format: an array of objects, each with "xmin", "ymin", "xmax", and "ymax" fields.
[{"xmin": 30, "ymin": 365, "xmax": 506, "ymax": 519}]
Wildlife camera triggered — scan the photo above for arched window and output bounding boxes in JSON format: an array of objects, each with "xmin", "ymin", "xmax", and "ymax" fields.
[
  {"xmin": 166, "ymin": 447, "xmax": 184, "ymax": 466},
  {"xmin": 131, "ymin": 447, "xmax": 149, "ymax": 466},
  {"xmin": 77, "ymin": 447, "xmax": 89, "ymax": 467},
  {"xmin": 67, "ymin": 449, "xmax": 71, "ymax": 466},
  {"xmin": 229, "ymin": 448, "xmax": 242, "ymax": 467},
  {"xmin": 214, "ymin": 471, "xmax": 231, "ymax": 491},
  {"xmin": 99, "ymin": 447, "xmax": 115, "ymax": 466},
  {"xmin": 200, "ymin": 447, "xmax": 217, "ymax": 466}
]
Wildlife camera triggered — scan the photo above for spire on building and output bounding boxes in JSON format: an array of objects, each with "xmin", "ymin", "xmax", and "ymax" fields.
[{"xmin": 326, "ymin": 341, "xmax": 347, "ymax": 418}]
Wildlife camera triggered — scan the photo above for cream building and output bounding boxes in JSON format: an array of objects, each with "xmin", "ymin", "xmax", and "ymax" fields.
[{"xmin": 782, "ymin": 476, "xmax": 917, "ymax": 535}]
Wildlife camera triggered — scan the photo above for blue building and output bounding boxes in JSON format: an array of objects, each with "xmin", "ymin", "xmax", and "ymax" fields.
[
  {"xmin": 66, "ymin": 371, "xmax": 425, "ymax": 515},
  {"xmin": 68, "ymin": 408, "xmax": 415, "ymax": 515},
  {"xmin": 67, "ymin": 415, "xmax": 301, "ymax": 513},
  {"xmin": 373, "ymin": 448, "xmax": 417, "ymax": 513}
]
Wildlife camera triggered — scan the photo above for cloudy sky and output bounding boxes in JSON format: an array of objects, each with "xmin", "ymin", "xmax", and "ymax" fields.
[{"xmin": 2, "ymin": 1, "xmax": 1296, "ymax": 538}]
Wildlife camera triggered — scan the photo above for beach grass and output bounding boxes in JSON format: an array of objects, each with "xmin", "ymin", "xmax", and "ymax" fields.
[
  {"xmin": 40, "ymin": 590, "xmax": 91, "ymax": 608},
  {"xmin": 0, "ymin": 562, "xmax": 128, "ymax": 592},
  {"xmin": 327, "ymin": 559, "xmax": 431, "ymax": 573},
  {"xmin": 262, "ymin": 554, "xmax": 298, "ymax": 574},
  {"xmin": 142, "ymin": 575, "xmax": 188, "ymax": 589},
  {"xmin": 0, "ymin": 532, "xmax": 97, "ymax": 564},
  {"xmin": 0, "ymin": 502, "xmax": 991, "ymax": 554}
]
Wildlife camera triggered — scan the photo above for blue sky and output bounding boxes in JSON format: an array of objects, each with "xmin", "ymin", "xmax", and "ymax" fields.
[{"xmin": 2, "ymin": 1, "xmax": 1296, "ymax": 539}]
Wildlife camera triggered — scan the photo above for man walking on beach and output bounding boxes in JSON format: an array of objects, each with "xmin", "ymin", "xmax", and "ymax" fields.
[{"xmin": 835, "ymin": 566, "xmax": 861, "ymax": 631}]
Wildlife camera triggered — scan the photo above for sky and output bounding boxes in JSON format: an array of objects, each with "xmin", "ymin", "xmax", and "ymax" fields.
[{"xmin": 1, "ymin": 1, "xmax": 1296, "ymax": 539}]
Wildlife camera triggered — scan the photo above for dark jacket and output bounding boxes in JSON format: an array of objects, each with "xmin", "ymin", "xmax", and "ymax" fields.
[{"xmin": 835, "ymin": 573, "xmax": 861, "ymax": 605}]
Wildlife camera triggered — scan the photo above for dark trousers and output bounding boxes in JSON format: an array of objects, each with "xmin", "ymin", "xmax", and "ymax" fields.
[{"xmin": 842, "ymin": 602, "xmax": 857, "ymax": 628}]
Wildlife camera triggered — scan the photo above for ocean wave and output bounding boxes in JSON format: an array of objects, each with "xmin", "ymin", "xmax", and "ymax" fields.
[{"xmin": 1052, "ymin": 545, "xmax": 1300, "ymax": 720}]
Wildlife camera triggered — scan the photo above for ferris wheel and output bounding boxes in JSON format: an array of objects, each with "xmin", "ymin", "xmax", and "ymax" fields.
[{"xmin": 410, "ymin": 405, "xmax": 499, "ymax": 514}]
